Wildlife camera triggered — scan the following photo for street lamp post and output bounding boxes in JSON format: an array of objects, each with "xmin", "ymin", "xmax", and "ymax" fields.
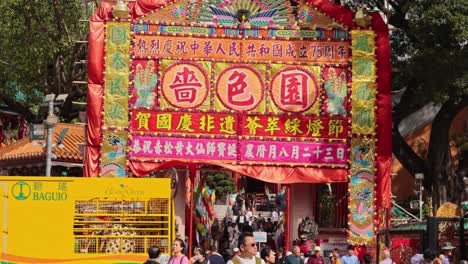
[
  {"xmin": 415, "ymin": 173, "xmax": 424, "ymax": 221},
  {"xmin": 44, "ymin": 94, "xmax": 59, "ymax": 176},
  {"xmin": 43, "ymin": 94, "xmax": 69, "ymax": 176}
]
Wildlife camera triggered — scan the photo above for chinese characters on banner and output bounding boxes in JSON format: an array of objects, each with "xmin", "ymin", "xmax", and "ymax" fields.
[
  {"xmin": 134, "ymin": 35, "xmax": 349, "ymax": 64},
  {"xmin": 131, "ymin": 111, "xmax": 348, "ymax": 139},
  {"xmin": 131, "ymin": 136, "xmax": 348, "ymax": 167},
  {"xmin": 126, "ymin": 32, "xmax": 352, "ymax": 167}
]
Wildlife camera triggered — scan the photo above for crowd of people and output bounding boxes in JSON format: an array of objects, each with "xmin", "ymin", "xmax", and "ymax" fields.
[
  {"xmin": 144, "ymin": 233, "xmax": 372, "ymax": 264},
  {"xmin": 212, "ymin": 203, "xmax": 284, "ymax": 253},
  {"xmin": 144, "ymin": 233, "xmax": 464, "ymax": 264},
  {"xmin": 409, "ymin": 242, "xmax": 463, "ymax": 264}
]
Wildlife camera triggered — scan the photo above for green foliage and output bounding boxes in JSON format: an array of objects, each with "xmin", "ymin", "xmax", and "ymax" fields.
[
  {"xmin": 338, "ymin": 0, "xmax": 467, "ymax": 109},
  {"xmin": 204, "ymin": 171, "xmax": 236, "ymax": 195},
  {"xmin": 0, "ymin": 0, "xmax": 92, "ymax": 120},
  {"xmin": 393, "ymin": 0, "xmax": 467, "ymax": 106}
]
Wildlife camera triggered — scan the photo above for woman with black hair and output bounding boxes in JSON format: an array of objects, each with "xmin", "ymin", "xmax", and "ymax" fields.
[
  {"xmin": 191, "ymin": 248, "xmax": 208, "ymax": 264},
  {"xmin": 169, "ymin": 239, "xmax": 189, "ymax": 264},
  {"xmin": 261, "ymin": 246, "xmax": 276, "ymax": 264},
  {"xmin": 144, "ymin": 246, "xmax": 161, "ymax": 264}
]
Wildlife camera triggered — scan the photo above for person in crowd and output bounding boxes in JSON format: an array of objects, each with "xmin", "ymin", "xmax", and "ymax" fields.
[
  {"xmin": 379, "ymin": 250, "xmax": 393, "ymax": 264},
  {"xmin": 169, "ymin": 239, "xmax": 189, "ymax": 264},
  {"xmin": 263, "ymin": 218, "xmax": 274, "ymax": 233},
  {"xmin": 144, "ymin": 246, "xmax": 161, "ymax": 264},
  {"xmin": 331, "ymin": 248, "xmax": 340, "ymax": 264},
  {"xmin": 208, "ymin": 245, "xmax": 226, "ymax": 264},
  {"xmin": 232, "ymin": 202, "xmax": 241, "ymax": 216},
  {"xmin": 411, "ymin": 250, "xmax": 423, "ymax": 264},
  {"xmin": 227, "ymin": 233, "xmax": 265, "ymax": 264},
  {"xmin": 340, "ymin": 245, "xmax": 359, "ymax": 264},
  {"xmin": 439, "ymin": 242, "xmax": 455, "ymax": 264},
  {"xmin": 276, "ymin": 247, "xmax": 286, "ymax": 264},
  {"xmin": 246, "ymin": 208, "xmax": 253, "ymax": 220},
  {"xmin": 258, "ymin": 213, "xmax": 265, "ymax": 226},
  {"xmin": 261, "ymin": 246, "xmax": 277, "ymax": 264},
  {"xmin": 422, "ymin": 248, "xmax": 438, "ymax": 264},
  {"xmin": 229, "ymin": 222, "xmax": 241, "ymax": 249},
  {"xmin": 285, "ymin": 245, "xmax": 304, "ymax": 264},
  {"xmin": 363, "ymin": 254, "xmax": 372, "ymax": 264},
  {"xmin": 224, "ymin": 211, "xmax": 233, "ymax": 226},
  {"xmin": 231, "ymin": 248, "xmax": 241, "ymax": 259},
  {"xmin": 237, "ymin": 211, "xmax": 248, "ymax": 230},
  {"xmin": 249, "ymin": 216, "xmax": 259, "ymax": 232},
  {"xmin": 211, "ymin": 218, "xmax": 221, "ymax": 248},
  {"xmin": 307, "ymin": 246, "xmax": 324, "ymax": 264},
  {"xmin": 272, "ymin": 208, "xmax": 279, "ymax": 228},
  {"xmin": 191, "ymin": 248, "xmax": 207, "ymax": 264}
]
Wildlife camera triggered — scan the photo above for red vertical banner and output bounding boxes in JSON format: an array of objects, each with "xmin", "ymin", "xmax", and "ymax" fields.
[{"xmin": 188, "ymin": 165, "xmax": 196, "ymax": 256}]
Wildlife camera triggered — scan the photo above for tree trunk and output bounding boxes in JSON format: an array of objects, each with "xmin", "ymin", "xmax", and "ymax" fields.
[
  {"xmin": 427, "ymin": 97, "xmax": 468, "ymax": 215},
  {"xmin": 392, "ymin": 123, "xmax": 428, "ymax": 179}
]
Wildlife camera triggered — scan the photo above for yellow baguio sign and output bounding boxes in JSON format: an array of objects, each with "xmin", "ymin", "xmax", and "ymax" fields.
[{"xmin": 0, "ymin": 177, "xmax": 173, "ymax": 264}]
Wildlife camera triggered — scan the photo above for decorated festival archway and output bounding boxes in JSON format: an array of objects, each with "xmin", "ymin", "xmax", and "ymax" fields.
[{"xmin": 87, "ymin": 0, "xmax": 391, "ymax": 248}]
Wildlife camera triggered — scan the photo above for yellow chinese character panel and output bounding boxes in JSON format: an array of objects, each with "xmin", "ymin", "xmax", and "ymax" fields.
[
  {"xmin": 159, "ymin": 59, "xmax": 211, "ymax": 111},
  {"xmin": 213, "ymin": 62, "xmax": 267, "ymax": 113},
  {"xmin": 269, "ymin": 63, "xmax": 321, "ymax": 115},
  {"xmin": 101, "ymin": 130, "xmax": 128, "ymax": 178}
]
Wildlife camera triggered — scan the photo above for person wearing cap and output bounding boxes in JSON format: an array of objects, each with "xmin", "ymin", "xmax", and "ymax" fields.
[
  {"xmin": 232, "ymin": 248, "xmax": 241, "ymax": 258},
  {"xmin": 440, "ymin": 242, "xmax": 455, "ymax": 264},
  {"xmin": 306, "ymin": 246, "xmax": 324, "ymax": 264},
  {"xmin": 340, "ymin": 245, "xmax": 359, "ymax": 264}
]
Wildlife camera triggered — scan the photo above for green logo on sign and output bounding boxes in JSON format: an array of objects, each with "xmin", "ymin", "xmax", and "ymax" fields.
[{"xmin": 12, "ymin": 181, "xmax": 31, "ymax": 200}]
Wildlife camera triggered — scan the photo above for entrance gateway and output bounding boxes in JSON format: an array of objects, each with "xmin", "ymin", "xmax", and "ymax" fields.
[{"xmin": 86, "ymin": 0, "xmax": 391, "ymax": 259}]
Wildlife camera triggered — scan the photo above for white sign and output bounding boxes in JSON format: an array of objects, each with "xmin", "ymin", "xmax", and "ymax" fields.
[{"xmin": 253, "ymin": 231, "xmax": 267, "ymax": 243}]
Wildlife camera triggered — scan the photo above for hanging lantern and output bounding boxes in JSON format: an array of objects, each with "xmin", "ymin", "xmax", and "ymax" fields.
[{"xmin": 113, "ymin": 0, "xmax": 129, "ymax": 18}]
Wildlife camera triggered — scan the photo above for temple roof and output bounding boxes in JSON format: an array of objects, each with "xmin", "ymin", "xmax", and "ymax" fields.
[{"xmin": 0, "ymin": 123, "xmax": 84, "ymax": 167}]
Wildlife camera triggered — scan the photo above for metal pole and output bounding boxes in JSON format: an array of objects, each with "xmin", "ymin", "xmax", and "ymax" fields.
[
  {"xmin": 419, "ymin": 183, "xmax": 424, "ymax": 221},
  {"xmin": 45, "ymin": 100, "xmax": 54, "ymax": 176},
  {"xmin": 285, "ymin": 185, "xmax": 290, "ymax": 251}
]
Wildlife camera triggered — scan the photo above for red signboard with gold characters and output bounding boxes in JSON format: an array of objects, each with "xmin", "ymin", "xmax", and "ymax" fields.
[{"xmin": 87, "ymin": 0, "xmax": 392, "ymax": 245}]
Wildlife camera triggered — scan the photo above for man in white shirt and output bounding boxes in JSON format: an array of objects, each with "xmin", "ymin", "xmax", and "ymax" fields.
[
  {"xmin": 227, "ymin": 233, "xmax": 265, "ymax": 264},
  {"xmin": 272, "ymin": 209, "xmax": 279, "ymax": 228}
]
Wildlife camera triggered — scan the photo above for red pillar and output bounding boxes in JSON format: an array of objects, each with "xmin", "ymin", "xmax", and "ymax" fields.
[
  {"xmin": 310, "ymin": 184, "xmax": 317, "ymax": 221},
  {"xmin": 188, "ymin": 165, "xmax": 197, "ymax": 257},
  {"xmin": 285, "ymin": 184, "xmax": 291, "ymax": 251}
]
